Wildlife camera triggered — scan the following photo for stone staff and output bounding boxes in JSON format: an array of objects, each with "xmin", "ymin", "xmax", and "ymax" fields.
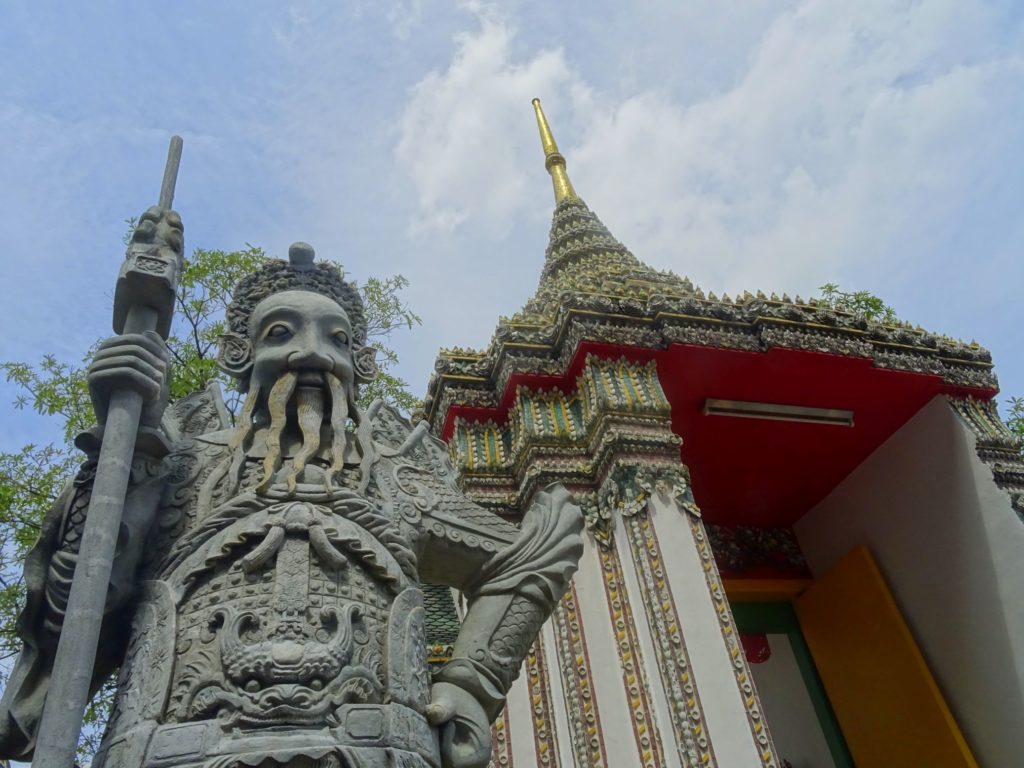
[{"xmin": 32, "ymin": 137, "xmax": 184, "ymax": 768}]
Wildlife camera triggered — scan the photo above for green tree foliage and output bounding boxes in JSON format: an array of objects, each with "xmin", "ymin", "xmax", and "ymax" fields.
[
  {"xmin": 817, "ymin": 282, "xmax": 898, "ymax": 324},
  {"xmin": 1006, "ymin": 397, "xmax": 1024, "ymax": 445},
  {"xmin": 0, "ymin": 357, "xmax": 92, "ymax": 661},
  {"xmin": 166, "ymin": 245, "xmax": 268, "ymax": 403},
  {"xmin": 0, "ymin": 246, "xmax": 420, "ymax": 759}
]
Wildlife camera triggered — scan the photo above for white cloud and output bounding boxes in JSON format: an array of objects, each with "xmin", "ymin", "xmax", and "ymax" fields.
[
  {"xmin": 394, "ymin": 6, "xmax": 574, "ymax": 237},
  {"xmin": 395, "ymin": 0, "xmax": 1024, "ymax": 303},
  {"xmin": 386, "ymin": 0, "xmax": 423, "ymax": 41},
  {"xmin": 570, "ymin": 1, "xmax": 1024, "ymax": 298}
]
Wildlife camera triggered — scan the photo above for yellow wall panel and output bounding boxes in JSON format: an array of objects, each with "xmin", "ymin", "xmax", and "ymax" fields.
[
  {"xmin": 724, "ymin": 578, "xmax": 811, "ymax": 602},
  {"xmin": 794, "ymin": 545, "xmax": 977, "ymax": 767}
]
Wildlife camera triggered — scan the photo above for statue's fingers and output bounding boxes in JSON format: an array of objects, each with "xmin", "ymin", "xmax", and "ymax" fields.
[
  {"xmin": 133, "ymin": 217, "xmax": 158, "ymax": 244},
  {"xmin": 140, "ymin": 331, "xmax": 170, "ymax": 361},
  {"xmin": 88, "ymin": 368, "xmax": 162, "ymax": 400},
  {"xmin": 91, "ymin": 346, "xmax": 166, "ymax": 376},
  {"xmin": 161, "ymin": 229, "xmax": 184, "ymax": 254},
  {"xmin": 440, "ymin": 715, "xmax": 492, "ymax": 768},
  {"xmin": 91, "ymin": 347, "xmax": 163, "ymax": 370},
  {"xmin": 89, "ymin": 354, "xmax": 164, "ymax": 391},
  {"xmin": 89, "ymin": 357, "xmax": 165, "ymax": 387},
  {"xmin": 96, "ymin": 333, "xmax": 167, "ymax": 362},
  {"xmin": 89, "ymin": 355, "xmax": 164, "ymax": 382}
]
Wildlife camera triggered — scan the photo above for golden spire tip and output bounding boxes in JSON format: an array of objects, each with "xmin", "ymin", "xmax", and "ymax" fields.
[{"xmin": 532, "ymin": 98, "xmax": 578, "ymax": 204}]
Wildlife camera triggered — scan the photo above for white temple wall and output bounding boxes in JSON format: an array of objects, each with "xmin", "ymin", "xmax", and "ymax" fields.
[
  {"xmin": 795, "ymin": 395, "xmax": 1024, "ymax": 766},
  {"xmin": 503, "ymin": 643, "xmax": 541, "ymax": 767},
  {"xmin": 568, "ymin": 537, "xmax": 647, "ymax": 767},
  {"xmin": 494, "ymin": 491, "xmax": 780, "ymax": 767},
  {"xmin": 745, "ymin": 633, "xmax": 837, "ymax": 767},
  {"xmin": 646, "ymin": 494, "xmax": 767, "ymax": 768},
  {"xmin": 539, "ymin": 622, "xmax": 578, "ymax": 768}
]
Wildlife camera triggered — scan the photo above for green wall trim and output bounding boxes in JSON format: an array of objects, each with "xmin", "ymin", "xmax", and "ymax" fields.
[{"xmin": 733, "ymin": 601, "xmax": 855, "ymax": 768}]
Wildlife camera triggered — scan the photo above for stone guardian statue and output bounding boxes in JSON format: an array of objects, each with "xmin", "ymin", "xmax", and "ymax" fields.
[{"xmin": 0, "ymin": 210, "xmax": 584, "ymax": 768}]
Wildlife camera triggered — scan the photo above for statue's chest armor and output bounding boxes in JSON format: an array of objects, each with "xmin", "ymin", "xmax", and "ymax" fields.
[
  {"xmin": 166, "ymin": 504, "xmax": 394, "ymax": 727},
  {"xmin": 151, "ymin": 442, "xmax": 429, "ymax": 730}
]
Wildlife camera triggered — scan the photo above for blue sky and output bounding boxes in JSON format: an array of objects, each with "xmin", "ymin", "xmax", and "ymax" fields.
[{"xmin": 2, "ymin": 0, "xmax": 1023, "ymax": 456}]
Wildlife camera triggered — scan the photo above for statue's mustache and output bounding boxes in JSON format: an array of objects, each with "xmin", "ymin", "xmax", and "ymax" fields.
[
  {"xmin": 256, "ymin": 371, "xmax": 351, "ymax": 495},
  {"xmin": 256, "ymin": 371, "xmax": 299, "ymax": 494},
  {"xmin": 201, "ymin": 370, "xmax": 355, "ymax": 504}
]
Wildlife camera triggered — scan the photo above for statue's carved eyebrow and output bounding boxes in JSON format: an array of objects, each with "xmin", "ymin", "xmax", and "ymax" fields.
[
  {"xmin": 255, "ymin": 302, "xmax": 352, "ymax": 334},
  {"xmin": 254, "ymin": 305, "xmax": 302, "ymax": 328},
  {"xmin": 321, "ymin": 312, "xmax": 352, "ymax": 331}
]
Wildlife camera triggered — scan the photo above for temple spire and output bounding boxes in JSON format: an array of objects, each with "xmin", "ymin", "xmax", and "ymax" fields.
[{"xmin": 532, "ymin": 98, "xmax": 579, "ymax": 204}]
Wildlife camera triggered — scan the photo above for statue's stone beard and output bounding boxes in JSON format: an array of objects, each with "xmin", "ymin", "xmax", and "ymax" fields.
[{"xmin": 203, "ymin": 370, "xmax": 357, "ymax": 505}]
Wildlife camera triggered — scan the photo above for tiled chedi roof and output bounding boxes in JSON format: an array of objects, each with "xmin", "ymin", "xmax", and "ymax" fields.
[
  {"xmin": 422, "ymin": 189, "xmax": 995, "ymax": 433},
  {"xmin": 419, "ymin": 102, "xmax": 994, "ymax": 438}
]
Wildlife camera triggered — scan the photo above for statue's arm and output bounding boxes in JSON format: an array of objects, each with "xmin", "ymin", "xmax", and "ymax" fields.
[
  {"xmin": 0, "ymin": 451, "xmax": 164, "ymax": 760},
  {"xmin": 43, "ymin": 309, "xmax": 173, "ymax": 631},
  {"xmin": 39, "ymin": 446, "xmax": 166, "ymax": 640},
  {"xmin": 368, "ymin": 405, "xmax": 583, "ymax": 767},
  {"xmin": 423, "ymin": 485, "xmax": 583, "ymax": 722}
]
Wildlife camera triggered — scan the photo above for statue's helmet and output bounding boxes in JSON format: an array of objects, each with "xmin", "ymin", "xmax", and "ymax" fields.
[{"xmin": 217, "ymin": 242, "xmax": 377, "ymax": 390}]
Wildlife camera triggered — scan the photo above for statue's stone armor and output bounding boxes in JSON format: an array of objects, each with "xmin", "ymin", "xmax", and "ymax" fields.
[
  {"xmin": 89, "ymin": 409, "xmax": 432, "ymax": 766},
  {"xmin": 80, "ymin": 396, "xmax": 537, "ymax": 768}
]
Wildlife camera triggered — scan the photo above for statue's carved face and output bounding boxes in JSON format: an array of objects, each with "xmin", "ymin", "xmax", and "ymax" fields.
[
  {"xmin": 213, "ymin": 285, "xmax": 370, "ymax": 496},
  {"xmin": 249, "ymin": 290, "xmax": 355, "ymax": 398}
]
